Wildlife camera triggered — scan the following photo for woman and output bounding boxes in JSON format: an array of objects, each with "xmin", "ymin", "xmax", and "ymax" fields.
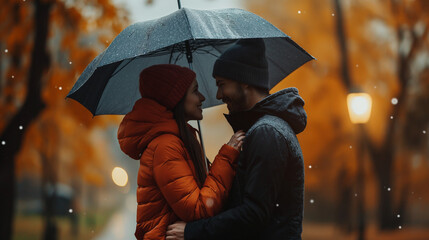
[{"xmin": 117, "ymin": 64, "xmax": 245, "ymax": 240}]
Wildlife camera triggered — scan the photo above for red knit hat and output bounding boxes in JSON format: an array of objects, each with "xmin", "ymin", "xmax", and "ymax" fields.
[{"xmin": 139, "ymin": 64, "xmax": 196, "ymax": 109}]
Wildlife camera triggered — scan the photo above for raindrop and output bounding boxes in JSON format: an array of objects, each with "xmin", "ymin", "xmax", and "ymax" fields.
[
  {"xmin": 399, "ymin": 226, "xmax": 402, "ymax": 229},
  {"xmin": 354, "ymin": 193, "xmax": 358, "ymax": 197},
  {"xmin": 391, "ymin": 98, "xmax": 398, "ymax": 105},
  {"xmin": 309, "ymin": 165, "xmax": 312, "ymax": 169},
  {"xmin": 4, "ymin": 49, "xmax": 8, "ymax": 53},
  {"xmin": 59, "ymin": 86, "xmax": 62, "ymax": 90},
  {"xmin": 349, "ymin": 145, "xmax": 353, "ymax": 149},
  {"xmin": 310, "ymin": 199, "xmax": 315, "ymax": 204},
  {"xmin": 298, "ymin": 10, "xmax": 301, "ymax": 14},
  {"xmin": 332, "ymin": 13, "xmax": 335, "ymax": 16},
  {"xmin": 69, "ymin": 61, "xmax": 72, "ymax": 65},
  {"xmin": 276, "ymin": 203, "xmax": 279, "ymax": 207},
  {"xmin": 387, "ymin": 187, "xmax": 391, "ymax": 191},
  {"xmin": 397, "ymin": 214, "xmax": 400, "ymax": 218},
  {"xmin": 390, "ymin": 116, "xmax": 394, "ymax": 120},
  {"xmin": 423, "ymin": 130, "xmax": 427, "ymax": 134},
  {"xmin": 69, "ymin": 209, "xmax": 73, "ymax": 213},
  {"xmin": 12, "ymin": 75, "xmax": 15, "ymax": 79},
  {"xmin": 1, "ymin": 141, "xmax": 5, "ymax": 145},
  {"xmin": 205, "ymin": 198, "xmax": 214, "ymax": 208},
  {"xmin": 19, "ymin": 126, "xmax": 23, "ymax": 130},
  {"xmin": 356, "ymin": 64, "xmax": 359, "ymax": 67}
]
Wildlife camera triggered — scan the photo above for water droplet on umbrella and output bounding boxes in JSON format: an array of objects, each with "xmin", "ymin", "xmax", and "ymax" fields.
[
  {"xmin": 69, "ymin": 209, "xmax": 73, "ymax": 213},
  {"xmin": 1, "ymin": 141, "xmax": 5, "ymax": 145},
  {"xmin": 69, "ymin": 61, "xmax": 72, "ymax": 65},
  {"xmin": 399, "ymin": 226, "xmax": 402, "ymax": 229},
  {"xmin": 390, "ymin": 116, "xmax": 394, "ymax": 120},
  {"xmin": 276, "ymin": 203, "xmax": 279, "ymax": 207},
  {"xmin": 350, "ymin": 145, "xmax": 353, "ymax": 149},
  {"xmin": 391, "ymin": 98, "xmax": 398, "ymax": 105},
  {"xmin": 310, "ymin": 199, "xmax": 315, "ymax": 204},
  {"xmin": 309, "ymin": 165, "xmax": 312, "ymax": 169},
  {"xmin": 19, "ymin": 126, "xmax": 23, "ymax": 130},
  {"xmin": 397, "ymin": 214, "xmax": 400, "ymax": 218},
  {"xmin": 356, "ymin": 64, "xmax": 359, "ymax": 67},
  {"xmin": 298, "ymin": 11, "xmax": 301, "ymax": 14},
  {"xmin": 354, "ymin": 193, "xmax": 358, "ymax": 197},
  {"xmin": 4, "ymin": 49, "xmax": 8, "ymax": 53},
  {"xmin": 59, "ymin": 87, "xmax": 62, "ymax": 90},
  {"xmin": 423, "ymin": 130, "xmax": 426, "ymax": 134},
  {"xmin": 332, "ymin": 13, "xmax": 335, "ymax": 16},
  {"xmin": 12, "ymin": 76, "xmax": 15, "ymax": 79},
  {"xmin": 374, "ymin": 86, "xmax": 377, "ymax": 89},
  {"xmin": 387, "ymin": 187, "xmax": 391, "ymax": 191}
]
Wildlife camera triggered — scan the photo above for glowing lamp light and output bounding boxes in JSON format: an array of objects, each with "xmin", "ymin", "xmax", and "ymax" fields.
[
  {"xmin": 112, "ymin": 167, "xmax": 128, "ymax": 187},
  {"xmin": 347, "ymin": 93, "xmax": 372, "ymax": 124}
]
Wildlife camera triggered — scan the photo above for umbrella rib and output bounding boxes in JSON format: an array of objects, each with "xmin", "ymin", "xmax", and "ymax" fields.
[
  {"xmin": 169, "ymin": 44, "xmax": 176, "ymax": 64},
  {"xmin": 110, "ymin": 57, "xmax": 136, "ymax": 78}
]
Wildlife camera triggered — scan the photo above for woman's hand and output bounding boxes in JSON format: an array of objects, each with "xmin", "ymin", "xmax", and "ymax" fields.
[{"xmin": 227, "ymin": 130, "xmax": 246, "ymax": 151}]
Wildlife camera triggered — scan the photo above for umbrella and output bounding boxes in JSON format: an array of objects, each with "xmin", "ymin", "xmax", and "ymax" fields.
[
  {"xmin": 66, "ymin": 3, "xmax": 314, "ymax": 172},
  {"xmin": 66, "ymin": 7, "xmax": 314, "ymax": 116}
]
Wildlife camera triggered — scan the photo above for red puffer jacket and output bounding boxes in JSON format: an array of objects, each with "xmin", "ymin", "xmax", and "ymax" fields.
[{"xmin": 118, "ymin": 98, "xmax": 239, "ymax": 240}]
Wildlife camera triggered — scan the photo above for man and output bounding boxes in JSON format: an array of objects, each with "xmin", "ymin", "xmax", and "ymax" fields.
[{"xmin": 166, "ymin": 39, "xmax": 307, "ymax": 240}]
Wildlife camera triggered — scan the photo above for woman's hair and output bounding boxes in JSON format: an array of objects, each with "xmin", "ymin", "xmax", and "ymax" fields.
[{"xmin": 173, "ymin": 97, "xmax": 207, "ymax": 186}]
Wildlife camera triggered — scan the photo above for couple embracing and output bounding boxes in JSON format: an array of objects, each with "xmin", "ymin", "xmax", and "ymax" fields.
[{"xmin": 117, "ymin": 39, "xmax": 307, "ymax": 240}]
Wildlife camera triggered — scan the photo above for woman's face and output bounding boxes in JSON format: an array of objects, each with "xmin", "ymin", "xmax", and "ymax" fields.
[{"xmin": 184, "ymin": 79, "xmax": 206, "ymax": 121}]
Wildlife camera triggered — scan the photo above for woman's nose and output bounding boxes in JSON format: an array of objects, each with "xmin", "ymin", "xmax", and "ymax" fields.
[{"xmin": 199, "ymin": 92, "xmax": 206, "ymax": 102}]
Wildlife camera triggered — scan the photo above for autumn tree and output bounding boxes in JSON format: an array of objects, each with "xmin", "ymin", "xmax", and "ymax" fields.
[
  {"xmin": 333, "ymin": 0, "xmax": 429, "ymax": 229},
  {"xmin": 246, "ymin": 0, "xmax": 429, "ymax": 231},
  {"xmin": 0, "ymin": 0, "xmax": 128, "ymax": 239}
]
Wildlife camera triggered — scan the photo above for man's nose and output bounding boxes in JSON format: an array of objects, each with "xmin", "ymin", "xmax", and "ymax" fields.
[{"xmin": 216, "ymin": 88, "xmax": 222, "ymax": 100}]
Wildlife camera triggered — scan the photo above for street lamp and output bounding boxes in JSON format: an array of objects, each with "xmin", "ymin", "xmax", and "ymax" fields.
[{"xmin": 347, "ymin": 91, "xmax": 372, "ymax": 240}]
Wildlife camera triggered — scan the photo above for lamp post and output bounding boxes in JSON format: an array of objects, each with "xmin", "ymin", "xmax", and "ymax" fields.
[{"xmin": 347, "ymin": 92, "xmax": 372, "ymax": 240}]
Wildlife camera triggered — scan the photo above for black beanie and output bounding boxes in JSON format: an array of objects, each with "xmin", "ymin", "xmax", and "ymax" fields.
[{"xmin": 212, "ymin": 39, "xmax": 269, "ymax": 90}]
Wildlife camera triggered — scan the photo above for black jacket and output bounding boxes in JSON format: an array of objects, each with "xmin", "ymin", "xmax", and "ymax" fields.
[{"xmin": 185, "ymin": 88, "xmax": 307, "ymax": 240}]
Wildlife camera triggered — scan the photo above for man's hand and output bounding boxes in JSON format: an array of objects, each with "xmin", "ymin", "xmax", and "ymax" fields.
[{"xmin": 166, "ymin": 221, "xmax": 186, "ymax": 240}]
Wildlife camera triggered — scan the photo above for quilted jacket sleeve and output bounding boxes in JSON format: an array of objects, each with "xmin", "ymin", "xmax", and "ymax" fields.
[{"xmin": 152, "ymin": 135, "xmax": 239, "ymax": 222}]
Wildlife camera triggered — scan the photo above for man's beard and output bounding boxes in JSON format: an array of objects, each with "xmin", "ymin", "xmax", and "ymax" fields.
[{"xmin": 225, "ymin": 85, "xmax": 248, "ymax": 114}]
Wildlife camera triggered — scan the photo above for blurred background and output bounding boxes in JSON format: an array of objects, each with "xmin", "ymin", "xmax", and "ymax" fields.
[{"xmin": 1, "ymin": 0, "xmax": 428, "ymax": 239}]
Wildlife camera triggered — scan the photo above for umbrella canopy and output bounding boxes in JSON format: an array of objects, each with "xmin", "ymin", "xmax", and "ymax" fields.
[{"xmin": 67, "ymin": 7, "xmax": 314, "ymax": 115}]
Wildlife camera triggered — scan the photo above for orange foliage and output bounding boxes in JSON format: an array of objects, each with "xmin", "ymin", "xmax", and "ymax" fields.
[
  {"xmin": 1, "ymin": 0, "xmax": 130, "ymax": 189},
  {"xmin": 247, "ymin": 0, "xmax": 429, "ymax": 209}
]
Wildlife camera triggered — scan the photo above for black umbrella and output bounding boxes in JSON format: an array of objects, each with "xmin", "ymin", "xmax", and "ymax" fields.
[
  {"xmin": 67, "ymin": 6, "xmax": 313, "ymax": 115},
  {"xmin": 67, "ymin": 1, "xmax": 314, "ymax": 172}
]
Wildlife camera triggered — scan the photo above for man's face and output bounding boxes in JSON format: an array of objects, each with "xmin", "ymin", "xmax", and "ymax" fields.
[{"xmin": 215, "ymin": 77, "xmax": 248, "ymax": 113}]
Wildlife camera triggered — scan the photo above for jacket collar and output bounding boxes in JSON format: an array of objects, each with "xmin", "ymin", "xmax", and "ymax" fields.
[{"xmin": 224, "ymin": 88, "xmax": 307, "ymax": 134}]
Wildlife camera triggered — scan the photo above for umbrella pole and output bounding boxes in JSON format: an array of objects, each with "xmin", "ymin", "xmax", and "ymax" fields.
[
  {"xmin": 177, "ymin": 0, "xmax": 181, "ymax": 9},
  {"xmin": 197, "ymin": 120, "xmax": 209, "ymax": 174}
]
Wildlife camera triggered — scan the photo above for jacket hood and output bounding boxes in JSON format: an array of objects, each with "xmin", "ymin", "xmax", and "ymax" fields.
[
  {"xmin": 117, "ymin": 98, "xmax": 179, "ymax": 160},
  {"xmin": 225, "ymin": 87, "xmax": 307, "ymax": 134}
]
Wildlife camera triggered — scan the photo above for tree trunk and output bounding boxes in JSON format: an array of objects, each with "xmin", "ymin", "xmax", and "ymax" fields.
[
  {"xmin": 0, "ymin": 0, "xmax": 52, "ymax": 239},
  {"xmin": 375, "ymin": 157, "xmax": 394, "ymax": 229}
]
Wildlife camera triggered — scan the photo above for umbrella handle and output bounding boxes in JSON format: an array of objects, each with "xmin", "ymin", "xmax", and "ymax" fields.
[{"xmin": 177, "ymin": 0, "xmax": 181, "ymax": 9}]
